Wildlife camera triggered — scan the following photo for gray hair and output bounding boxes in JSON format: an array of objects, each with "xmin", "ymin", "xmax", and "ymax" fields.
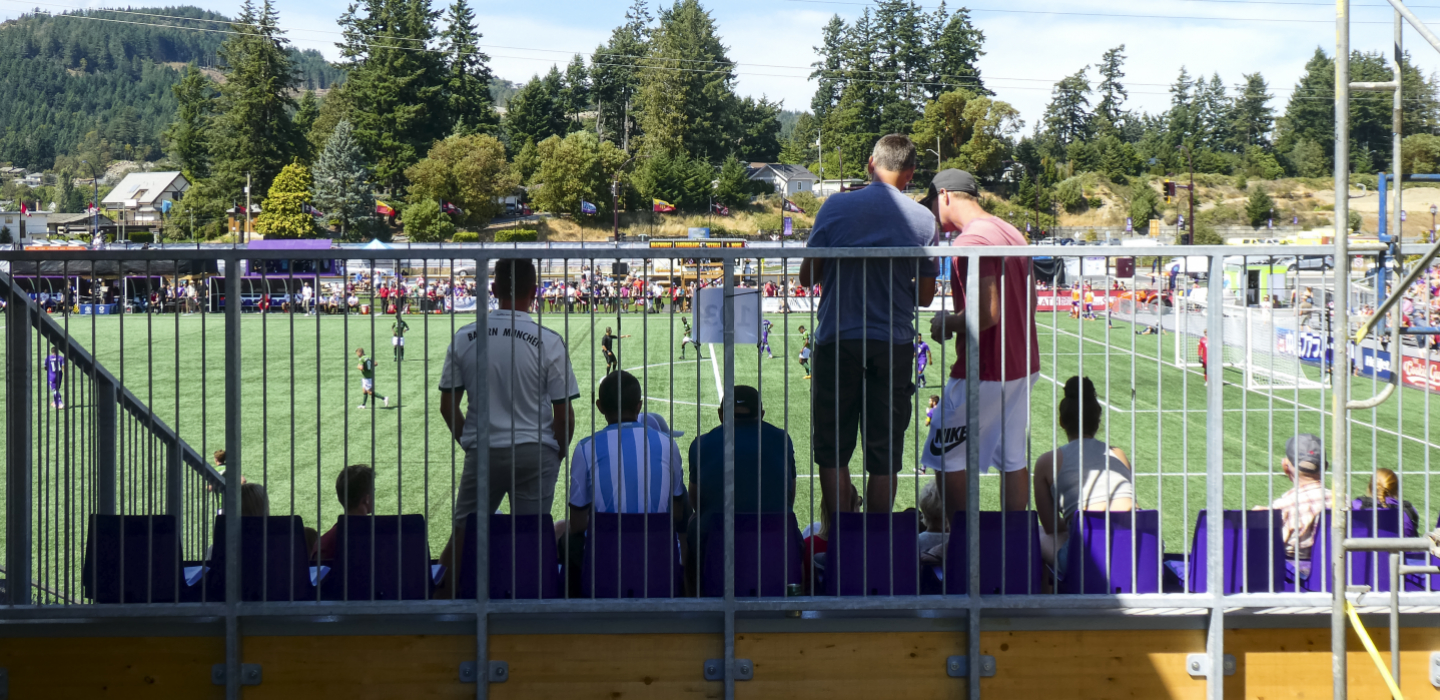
[{"xmin": 871, "ymin": 134, "xmax": 917, "ymax": 173}]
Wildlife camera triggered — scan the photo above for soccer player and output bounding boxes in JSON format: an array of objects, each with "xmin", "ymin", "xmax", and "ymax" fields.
[
  {"xmin": 391, "ymin": 316, "xmax": 410, "ymax": 362},
  {"xmin": 1069, "ymin": 285, "xmax": 1081, "ymax": 319},
  {"xmin": 758, "ymin": 318, "xmax": 775, "ymax": 359},
  {"xmin": 797, "ymin": 324, "xmax": 812, "ymax": 379},
  {"xmin": 1083, "ymin": 287, "xmax": 1097, "ymax": 321},
  {"xmin": 354, "ymin": 348, "xmax": 388, "ymax": 409},
  {"xmin": 926, "ymin": 395, "xmax": 939, "ymax": 427},
  {"xmin": 1198, "ymin": 330, "xmax": 1209, "ymax": 385},
  {"xmin": 45, "ymin": 346, "xmax": 65, "ymax": 409},
  {"xmin": 601, "ymin": 327, "xmax": 629, "ymax": 375},
  {"xmin": 679, "ymin": 316, "xmax": 703, "ymax": 360},
  {"xmin": 915, "ymin": 334, "xmax": 931, "ymax": 387}
]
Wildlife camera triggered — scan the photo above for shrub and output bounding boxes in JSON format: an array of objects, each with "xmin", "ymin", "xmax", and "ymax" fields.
[
  {"xmin": 127, "ymin": 232, "xmax": 155, "ymax": 244},
  {"xmin": 494, "ymin": 229, "xmax": 537, "ymax": 243},
  {"xmin": 0, "ymin": 225, "xmax": 10, "ymax": 244},
  {"xmin": 452, "ymin": 231, "xmax": 480, "ymax": 243},
  {"xmin": 402, "ymin": 199, "xmax": 455, "ymax": 242},
  {"xmin": 790, "ymin": 190, "xmax": 820, "ymax": 215}
]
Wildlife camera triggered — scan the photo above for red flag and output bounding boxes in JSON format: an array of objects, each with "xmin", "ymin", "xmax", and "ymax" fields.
[
  {"xmin": 711, "ymin": 202, "xmax": 730, "ymax": 216},
  {"xmin": 782, "ymin": 199, "xmax": 805, "ymax": 214},
  {"xmin": 376, "ymin": 201, "xmax": 396, "ymax": 217},
  {"xmin": 20, "ymin": 202, "xmax": 28, "ymax": 216},
  {"xmin": 652, "ymin": 198, "xmax": 676, "ymax": 213}
]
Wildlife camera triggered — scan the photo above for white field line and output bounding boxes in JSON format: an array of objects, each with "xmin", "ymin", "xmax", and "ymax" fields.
[
  {"xmin": 708, "ymin": 344, "xmax": 724, "ymax": 399},
  {"xmin": 645, "ymin": 395, "xmax": 719, "ymax": 408}
]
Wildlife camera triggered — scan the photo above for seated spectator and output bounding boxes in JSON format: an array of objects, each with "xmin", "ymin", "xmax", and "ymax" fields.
[
  {"xmin": 684, "ymin": 386, "xmax": 797, "ymax": 592},
  {"xmin": 557, "ymin": 371, "xmax": 685, "ymax": 587},
  {"xmin": 312, "ymin": 464, "xmax": 375, "ymax": 561},
  {"xmin": 1254, "ymin": 433, "xmax": 1333, "ymax": 579},
  {"xmin": 1353, "ymin": 467, "xmax": 1419, "ymax": 537},
  {"xmin": 1032, "ymin": 376, "xmax": 1135, "ymax": 584},
  {"xmin": 801, "ymin": 482, "xmax": 860, "ymax": 595},
  {"xmin": 240, "ymin": 482, "xmax": 270, "ymax": 517},
  {"xmin": 917, "ymin": 480, "xmax": 948, "ymax": 562}
]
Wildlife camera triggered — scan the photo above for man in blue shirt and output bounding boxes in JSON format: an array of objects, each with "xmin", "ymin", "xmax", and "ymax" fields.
[
  {"xmin": 799, "ymin": 134, "xmax": 938, "ymax": 515},
  {"xmin": 684, "ymin": 386, "xmax": 797, "ymax": 588}
]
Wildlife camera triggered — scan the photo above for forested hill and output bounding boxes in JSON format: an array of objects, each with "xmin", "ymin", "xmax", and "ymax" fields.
[{"xmin": 0, "ymin": 7, "xmax": 343, "ymax": 170}]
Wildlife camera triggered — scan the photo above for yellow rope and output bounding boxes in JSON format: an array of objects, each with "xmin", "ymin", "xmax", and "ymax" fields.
[{"xmin": 1344, "ymin": 599, "xmax": 1405, "ymax": 700}]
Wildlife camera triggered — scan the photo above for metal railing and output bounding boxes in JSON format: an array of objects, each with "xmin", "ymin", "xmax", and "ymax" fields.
[{"xmin": 3, "ymin": 244, "xmax": 1440, "ymax": 699}]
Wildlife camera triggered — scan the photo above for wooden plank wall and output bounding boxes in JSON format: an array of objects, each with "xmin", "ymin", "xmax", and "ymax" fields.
[{"xmin": 3, "ymin": 628, "xmax": 1439, "ymax": 698}]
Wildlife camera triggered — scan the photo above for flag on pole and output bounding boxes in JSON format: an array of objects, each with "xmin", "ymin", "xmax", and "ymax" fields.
[
  {"xmin": 782, "ymin": 199, "xmax": 805, "ymax": 214},
  {"xmin": 376, "ymin": 201, "xmax": 396, "ymax": 217},
  {"xmin": 20, "ymin": 202, "xmax": 28, "ymax": 216},
  {"xmin": 711, "ymin": 202, "xmax": 730, "ymax": 216},
  {"xmin": 652, "ymin": 198, "xmax": 676, "ymax": 213},
  {"xmin": 580, "ymin": 201, "xmax": 598, "ymax": 215},
  {"xmin": 304, "ymin": 204, "xmax": 327, "ymax": 218},
  {"xmin": 441, "ymin": 200, "xmax": 466, "ymax": 215}
]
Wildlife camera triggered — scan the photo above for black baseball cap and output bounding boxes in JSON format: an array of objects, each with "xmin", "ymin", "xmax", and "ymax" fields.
[
  {"xmin": 920, "ymin": 169, "xmax": 980, "ymax": 208},
  {"xmin": 730, "ymin": 385, "xmax": 762, "ymax": 417}
]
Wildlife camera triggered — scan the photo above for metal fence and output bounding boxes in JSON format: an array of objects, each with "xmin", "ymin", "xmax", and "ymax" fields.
[{"xmin": 2, "ymin": 243, "xmax": 1439, "ymax": 698}]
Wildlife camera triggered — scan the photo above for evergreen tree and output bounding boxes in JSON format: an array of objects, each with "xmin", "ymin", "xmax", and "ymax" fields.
[
  {"xmin": 1195, "ymin": 74, "xmax": 1231, "ymax": 152},
  {"xmin": 591, "ymin": 1, "xmax": 651, "ymax": 148},
  {"xmin": 821, "ymin": 10, "xmax": 883, "ymax": 178},
  {"xmin": 561, "ymin": 54, "xmax": 591, "ymax": 128},
  {"xmin": 1245, "ymin": 186, "xmax": 1275, "ymax": 227},
  {"xmin": 513, "ymin": 138, "xmax": 540, "ymax": 183},
  {"xmin": 1042, "ymin": 67, "xmax": 1092, "ymax": 147},
  {"xmin": 778, "ymin": 112, "xmax": 819, "ymax": 166},
  {"xmin": 712, "ymin": 155, "xmax": 751, "ymax": 207},
  {"xmin": 162, "ymin": 63, "xmax": 215, "ymax": 179},
  {"xmin": 403, "ymin": 133, "xmax": 517, "ymax": 226},
  {"xmin": 1095, "ymin": 46, "xmax": 1127, "ymax": 133},
  {"xmin": 926, "ymin": 7, "xmax": 987, "ymax": 99},
  {"xmin": 293, "ymin": 90, "xmax": 320, "ymax": 161},
  {"xmin": 638, "ymin": 0, "xmax": 741, "ymax": 161},
  {"xmin": 809, "ymin": 15, "xmax": 848, "ymax": 123},
  {"xmin": 255, "ymin": 160, "xmax": 316, "ymax": 238},
  {"xmin": 732, "ymin": 96, "xmax": 783, "ymax": 163},
  {"xmin": 209, "ymin": 0, "xmax": 302, "ymax": 198},
  {"xmin": 1166, "ymin": 67, "xmax": 1197, "ymax": 148},
  {"xmin": 440, "ymin": 0, "xmax": 499, "ymax": 136},
  {"xmin": 1228, "ymin": 73, "xmax": 1273, "ymax": 151},
  {"xmin": 505, "ymin": 68, "xmax": 569, "ymax": 149},
  {"xmin": 337, "ymin": 0, "xmax": 449, "ymax": 189},
  {"xmin": 311, "ymin": 120, "xmax": 375, "ymax": 238}
]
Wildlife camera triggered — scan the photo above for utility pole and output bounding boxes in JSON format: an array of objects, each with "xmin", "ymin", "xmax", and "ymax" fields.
[
  {"xmin": 1188, "ymin": 147, "xmax": 1196, "ymax": 246},
  {"xmin": 245, "ymin": 171, "xmax": 252, "ymax": 245}
]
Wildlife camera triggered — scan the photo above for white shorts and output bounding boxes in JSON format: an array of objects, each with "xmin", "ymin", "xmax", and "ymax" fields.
[
  {"xmin": 682, "ymin": 335, "xmax": 694, "ymax": 345},
  {"xmin": 362, "ymin": 378, "xmax": 375, "ymax": 392},
  {"xmin": 799, "ymin": 348, "xmax": 811, "ymax": 360},
  {"xmin": 392, "ymin": 337, "xmax": 404, "ymax": 346},
  {"xmin": 921, "ymin": 374, "xmax": 1037, "ymax": 474}
]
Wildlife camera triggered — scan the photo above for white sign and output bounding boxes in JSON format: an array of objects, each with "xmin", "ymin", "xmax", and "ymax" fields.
[
  {"xmin": 694, "ymin": 287, "xmax": 759, "ymax": 344},
  {"xmin": 1081, "ymin": 256, "xmax": 1108, "ymax": 277}
]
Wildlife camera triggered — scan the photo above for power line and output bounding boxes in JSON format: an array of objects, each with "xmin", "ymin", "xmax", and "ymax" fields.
[{"xmin": 780, "ymin": 0, "xmax": 1440, "ymax": 23}]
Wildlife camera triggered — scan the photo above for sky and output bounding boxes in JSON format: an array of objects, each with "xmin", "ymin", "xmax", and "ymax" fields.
[{"xmin": 8, "ymin": 0, "xmax": 1440, "ymax": 131}]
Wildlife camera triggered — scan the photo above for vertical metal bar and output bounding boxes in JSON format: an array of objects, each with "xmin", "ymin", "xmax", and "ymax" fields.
[
  {"xmin": 1333, "ymin": 1, "xmax": 1353, "ymax": 693},
  {"xmin": 96, "ymin": 376, "xmax": 117, "ymax": 515},
  {"xmin": 964, "ymin": 252, "xmax": 982, "ymax": 697},
  {"xmin": 1206, "ymin": 254, "xmax": 1225, "ymax": 700},
  {"xmin": 5, "ymin": 284, "xmax": 32, "ymax": 606},
  {"xmin": 474, "ymin": 255, "xmax": 491, "ymax": 700},
  {"xmin": 1390, "ymin": 551, "xmax": 1401, "ymax": 685},
  {"xmin": 722, "ymin": 253, "xmax": 737, "ymax": 700},
  {"xmin": 166, "ymin": 441, "xmax": 182, "ymax": 535},
  {"xmin": 223, "ymin": 254, "xmax": 242, "ymax": 700}
]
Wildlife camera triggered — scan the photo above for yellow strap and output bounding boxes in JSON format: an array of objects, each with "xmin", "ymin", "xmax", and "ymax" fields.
[{"xmin": 1344, "ymin": 599, "xmax": 1405, "ymax": 700}]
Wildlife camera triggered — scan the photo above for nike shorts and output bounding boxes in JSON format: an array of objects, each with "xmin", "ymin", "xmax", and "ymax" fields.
[
  {"xmin": 921, "ymin": 374, "xmax": 1036, "ymax": 474},
  {"xmin": 392, "ymin": 337, "xmax": 405, "ymax": 346},
  {"xmin": 361, "ymin": 378, "xmax": 375, "ymax": 392}
]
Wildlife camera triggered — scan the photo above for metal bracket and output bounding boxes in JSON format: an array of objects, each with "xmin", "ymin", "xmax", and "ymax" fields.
[
  {"xmin": 458, "ymin": 660, "xmax": 508, "ymax": 684},
  {"xmin": 210, "ymin": 663, "xmax": 262, "ymax": 686},
  {"xmin": 703, "ymin": 659, "xmax": 753, "ymax": 681},
  {"xmin": 1186, "ymin": 654, "xmax": 1236, "ymax": 678},
  {"xmin": 945, "ymin": 655, "xmax": 996, "ymax": 678},
  {"xmin": 1430, "ymin": 652, "xmax": 1440, "ymax": 688}
]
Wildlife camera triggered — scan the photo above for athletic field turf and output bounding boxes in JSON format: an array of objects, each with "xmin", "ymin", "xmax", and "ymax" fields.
[{"xmin": 5, "ymin": 307, "xmax": 1440, "ymax": 560}]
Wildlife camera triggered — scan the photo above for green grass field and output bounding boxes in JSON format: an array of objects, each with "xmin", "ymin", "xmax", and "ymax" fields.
[{"xmin": 7, "ymin": 304, "xmax": 1440, "ymax": 589}]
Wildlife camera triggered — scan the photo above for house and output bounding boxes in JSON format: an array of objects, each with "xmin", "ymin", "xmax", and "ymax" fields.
[
  {"xmin": 0, "ymin": 210, "xmax": 50, "ymax": 242},
  {"xmin": 746, "ymin": 163, "xmax": 818, "ymax": 197},
  {"xmin": 816, "ymin": 179, "xmax": 867, "ymax": 197},
  {"xmin": 0, "ymin": 166, "xmax": 25, "ymax": 184},
  {"xmin": 22, "ymin": 172, "xmax": 42, "ymax": 187},
  {"xmin": 101, "ymin": 171, "xmax": 190, "ymax": 225},
  {"xmin": 46, "ymin": 212, "xmax": 117, "ymax": 238}
]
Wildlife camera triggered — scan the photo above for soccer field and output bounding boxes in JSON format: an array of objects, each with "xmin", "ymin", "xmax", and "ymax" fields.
[{"xmin": 6, "ymin": 306, "xmax": 1440, "ymax": 559}]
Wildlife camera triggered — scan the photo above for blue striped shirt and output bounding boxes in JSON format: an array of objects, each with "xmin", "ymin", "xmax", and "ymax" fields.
[{"xmin": 569, "ymin": 422, "xmax": 685, "ymax": 514}]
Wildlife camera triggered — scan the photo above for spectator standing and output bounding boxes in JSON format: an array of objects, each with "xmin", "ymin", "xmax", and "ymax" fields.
[
  {"xmin": 1254, "ymin": 434, "xmax": 1333, "ymax": 579},
  {"xmin": 685, "ymin": 385, "xmax": 797, "ymax": 589},
  {"xmin": 925, "ymin": 168, "xmax": 1041, "ymax": 517},
  {"xmin": 799, "ymin": 134, "xmax": 939, "ymax": 515},
  {"xmin": 434, "ymin": 259, "xmax": 579, "ymax": 597}
]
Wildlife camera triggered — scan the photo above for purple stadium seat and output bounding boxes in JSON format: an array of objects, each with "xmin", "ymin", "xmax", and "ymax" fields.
[
  {"xmin": 457, "ymin": 514, "xmax": 562, "ymax": 600},
  {"xmin": 580, "ymin": 513, "xmax": 683, "ymax": 598},
  {"xmin": 942, "ymin": 511, "xmax": 1044, "ymax": 595},
  {"xmin": 81, "ymin": 514, "xmax": 180, "ymax": 604},
  {"xmin": 319, "ymin": 515, "xmax": 430, "ymax": 601},
  {"xmin": 1348, "ymin": 509, "xmax": 1421, "ymax": 593},
  {"xmin": 699, "ymin": 513, "xmax": 804, "ymax": 597},
  {"xmin": 821, "ymin": 511, "xmax": 920, "ymax": 596},
  {"xmin": 1059, "ymin": 510, "xmax": 1161, "ymax": 594},
  {"xmin": 1181, "ymin": 510, "xmax": 1288, "ymax": 594},
  {"xmin": 203, "ymin": 516, "xmax": 316, "ymax": 602}
]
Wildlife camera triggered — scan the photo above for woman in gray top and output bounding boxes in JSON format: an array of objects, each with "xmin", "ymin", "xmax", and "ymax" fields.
[{"xmin": 1032, "ymin": 376, "xmax": 1135, "ymax": 586}]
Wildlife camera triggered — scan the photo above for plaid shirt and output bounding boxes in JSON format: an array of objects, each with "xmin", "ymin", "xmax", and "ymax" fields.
[{"xmin": 1270, "ymin": 481, "xmax": 1333, "ymax": 560}]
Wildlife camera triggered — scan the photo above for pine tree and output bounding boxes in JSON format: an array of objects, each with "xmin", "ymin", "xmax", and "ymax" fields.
[
  {"xmin": 778, "ymin": 112, "xmax": 819, "ymax": 166},
  {"xmin": 1245, "ymin": 186, "xmax": 1275, "ymax": 227},
  {"xmin": 338, "ymin": 0, "xmax": 449, "ymax": 189},
  {"xmin": 255, "ymin": 160, "xmax": 316, "ymax": 238},
  {"xmin": 505, "ymin": 68, "xmax": 569, "ymax": 148},
  {"xmin": 809, "ymin": 16, "xmax": 848, "ymax": 123},
  {"xmin": 1166, "ymin": 67, "xmax": 1196, "ymax": 148},
  {"xmin": 311, "ymin": 120, "xmax": 375, "ymax": 238},
  {"xmin": 712, "ymin": 155, "xmax": 751, "ymax": 207},
  {"xmin": 1195, "ymin": 74, "xmax": 1231, "ymax": 152},
  {"xmin": 561, "ymin": 54, "xmax": 591, "ymax": 128},
  {"xmin": 1095, "ymin": 46, "xmax": 1127, "ymax": 132},
  {"xmin": 927, "ymin": 7, "xmax": 987, "ymax": 99},
  {"xmin": 591, "ymin": 1, "xmax": 650, "ymax": 148},
  {"xmin": 210, "ymin": 0, "xmax": 302, "ymax": 198},
  {"xmin": 1228, "ymin": 73, "xmax": 1273, "ymax": 151},
  {"xmin": 1042, "ymin": 67, "xmax": 1092, "ymax": 147},
  {"xmin": 293, "ymin": 90, "xmax": 320, "ymax": 161},
  {"xmin": 513, "ymin": 138, "xmax": 540, "ymax": 183},
  {"xmin": 638, "ymin": 0, "xmax": 741, "ymax": 160},
  {"xmin": 163, "ymin": 63, "xmax": 215, "ymax": 179},
  {"xmin": 440, "ymin": 0, "xmax": 499, "ymax": 136}
]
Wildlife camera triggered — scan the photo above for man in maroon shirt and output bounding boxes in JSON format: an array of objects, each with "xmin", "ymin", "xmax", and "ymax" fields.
[{"xmin": 922, "ymin": 170, "xmax": 1041, "ymax": 519}]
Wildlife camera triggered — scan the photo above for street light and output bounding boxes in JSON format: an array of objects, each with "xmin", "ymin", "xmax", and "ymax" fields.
[{"xmin": 80, "ymin": 160, "xmax": 99, "ymax": 246}]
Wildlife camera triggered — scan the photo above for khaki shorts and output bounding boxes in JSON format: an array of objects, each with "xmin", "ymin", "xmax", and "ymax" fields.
[{"xmin": 454, "ymin": 443, "xmax": 562, "ymax": 521}]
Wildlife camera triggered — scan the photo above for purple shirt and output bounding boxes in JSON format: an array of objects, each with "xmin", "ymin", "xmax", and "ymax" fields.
[{"xmin": 44, "ymin": 355, "xmax": 64, "ymax": 377}]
